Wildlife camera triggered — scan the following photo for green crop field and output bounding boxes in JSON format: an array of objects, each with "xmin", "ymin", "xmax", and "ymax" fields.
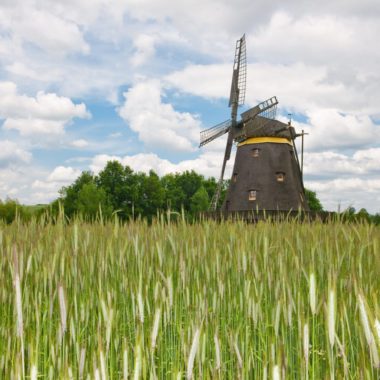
[{"xmin": 1, "ymin": 216, "xmax": 380, "ymax": 379}]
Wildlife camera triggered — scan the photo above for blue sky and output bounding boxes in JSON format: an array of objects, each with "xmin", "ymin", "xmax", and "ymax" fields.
[{"xmin": 1, "ymin": 0, "xmax": 380, "ymax": 212}]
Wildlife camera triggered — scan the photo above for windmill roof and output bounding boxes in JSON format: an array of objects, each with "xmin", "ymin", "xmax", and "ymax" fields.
[{"xmin": 235, "ymin": 116, "xmax": 295, "ymax": 141}]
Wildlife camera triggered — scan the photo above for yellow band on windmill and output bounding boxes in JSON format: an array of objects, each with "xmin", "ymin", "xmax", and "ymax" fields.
[{"xmin": 237, "ymin": 137, "xmax": 293, "ymax": 146}]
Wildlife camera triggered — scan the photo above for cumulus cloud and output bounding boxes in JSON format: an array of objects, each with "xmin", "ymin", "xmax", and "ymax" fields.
[
  {"xmin": 46, "ymin": 166, "xmax": 81, "ymax": 182},
  {"xmin": 306, "ymin": 177, "xmax": 380, "ymax": 212},
  {"xmin": 304, "ymin": 148, "xmax": 380, "ymax": 177},
  {"xmin": 165, "ymin": 64, "xmax": 231, "ymax": 99},
  {"xmin": 299, "ymin": 110, "xmax": 380, "ymax": 151},
  {"xmin": 0, "ymin": 140, "xmax": 32, "ymax": 167},
  {"xmin": 0, "ymin": 81, "xmax": 90, "ymax": 136},
  {"xmin": 300, "ymin": 146, "xmax": 380, "ymax": 212},
  {"xmin": 0, "ymin": 4, "xmax": 89, "ymax": 55},
  {"xmin": 30, "ymin": 166, "xmax": 82, "ymax": 202},
  {"xmin": 130, "ymin": 34, "xmax": 157, "ymax": 67},
  {"xmin": 70, "ymin": 139, "xmax": 89, "ymax": 148},
  {"xmin": 0, "ymin": 164, "xmax": 50, "ymax": 204},
  {"xmin": 118, "ymin": 79, "xmax": 201, "ymax": 152}
]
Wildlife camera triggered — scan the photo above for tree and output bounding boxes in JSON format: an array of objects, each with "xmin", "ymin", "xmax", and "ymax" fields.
[
  {"xmin": 0, "ymin": 198, "xmax": 28, "ymax": 223},
  {"xmin": 161, "ymin": 173, "xmax": 186, "ymax": 211},
  {"xmin": 356, "ymin": 208, "xmax": 370, "ymax": 223},
  {"xmin": 59, "ymin": 171, "xmax": 95, "ymax": 217},
  {"xmin": 96, "ymin": 161, "xmax": 138, "ymax": 218},
  {"xmin": 139, "ymin": 170, "xmax": 164, "ymax": 218},
  {"xmin": 190, "ymin": 186, "xmax": 209, "ymax": 215},
  {"xmin": 175, "ymin": 171, "xmax": 204, "ymax": 212},
  {"xmin": 372, "ymin": 213, "xmax": 380, "ymax": 225},
  {"xmin": 76, "ymin": 183, "xmax": 112, "ymax": 219},
  {"xmin": 305, "ymin": 189, "xmax": 323, "ymax": 212},
  {"xmin": 202, "ymin": 177, "xmax": 218, "ymax": 202}
]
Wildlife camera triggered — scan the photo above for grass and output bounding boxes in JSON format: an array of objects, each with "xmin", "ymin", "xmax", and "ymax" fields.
[{"xmin": 1, "ymin": 215, "xmax": 380, "ymax": 378}]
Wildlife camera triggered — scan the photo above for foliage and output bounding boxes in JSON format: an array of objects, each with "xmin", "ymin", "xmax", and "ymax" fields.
[
  {"xmin": 76, "ymin": 183, "xmax": 112, "ymax": 219},
  {"xmin": 305, "ymin": 189, "xmax": 323, "ymax": 212},
  {"xmin": 0, "ymin": 198, "xmax": 44, "ymax": 223},
  {"xmin": 1, "ymin": 218, "xmax": 380, "ymax": 378},
  {"xmin": 190, "ymin": 185, "xmax": 209, "ymax": 214},
  {"xmin": 59, "ymin": 171, "xmax": 95, "ymax": 217},
  {"xmin": 57, "ymin": 161, "xmax": 219, "ymax": 220},
  {"xmin": 0, "ymin": 198, "xmax": 22, "ymax": 223}
]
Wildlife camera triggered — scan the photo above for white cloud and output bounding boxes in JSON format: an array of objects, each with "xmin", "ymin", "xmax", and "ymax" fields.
[
  {"xmin": 130, "ymin": 34, "xmax": 157, "ymax": 67},
  {"xmin": 300, "ymin": 110, "xmax": 380, "ymax": 151},
  {"xmin": 304, "ymin": 148, "xmax": 380, "ymax": 177},
  {"xmin": 29, "ymin": 166, "xmax": 82, "ymax": 203},
  {"xmin": 0, "ymin": 81, "xmax": 90, "ymax": 136},
  {"xmin": 0, "ymin": 164, "xmax": 50, "ymax": 203},
  {"xmin": 71, "ymin": 139, "xmax": 89, "ymax": 148},
  {"xmin": 0, "ymin": 140, "xmax": 32, "ymax": 167},
  {"xmin": 306, "ymin": 178, "xmax": 380, "ymax": 213},
  {"xmin": 0, "ymin": 4, "xmax": 89, "ymax": 55},
  {"xmin": 118, "ymin": 79, "xmax": 201, "ymax": 152},
  {"xmin": 47, "ymin": 166, "xmax": 81, "ymax": 182},
  {"xmin": 5, "ymin": 62, "xmax": 38, "ymax": 79},
  {"xmin": 166, "ymin": 64, "xmax": 231, "ymax": 99}
]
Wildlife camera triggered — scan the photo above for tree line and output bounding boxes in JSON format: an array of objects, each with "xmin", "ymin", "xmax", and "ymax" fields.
[
  {"xmin": 1, "ymin": 160, "xmax": 379, "ymax": 224},
  {"xmin": 55, "ymin": 160, "xmax": 221, "ymax": 220}
]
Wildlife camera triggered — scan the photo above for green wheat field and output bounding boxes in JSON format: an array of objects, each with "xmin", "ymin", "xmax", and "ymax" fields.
[{"xmin": 1, "ymin": 216, "xmax": 380, "ymax": 379}]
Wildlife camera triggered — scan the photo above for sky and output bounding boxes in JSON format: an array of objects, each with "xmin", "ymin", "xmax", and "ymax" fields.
[{"xmin": 1, "ymin": 0, "xmax": 380, "ymax": 213}]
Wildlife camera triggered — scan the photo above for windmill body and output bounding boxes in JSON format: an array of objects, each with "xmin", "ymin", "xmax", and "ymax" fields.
[{"xmin": 199, "ymin": 35, "xmax": 309, "ymax": 213}]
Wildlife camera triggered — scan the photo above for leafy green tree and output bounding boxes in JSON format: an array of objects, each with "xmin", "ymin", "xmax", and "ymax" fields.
[
  {"xmin": 202, "ymin": 177, "xmax": 218, "ymax": 202},
  {"xmin": 372, "ymin": 213, "xmax": 380, "ymax": 225},
  {"xmin": 161, "ymin": 173, "xmax": 186, "ymax": 211},
  {"xmin": 305, "ymin": 189, "xmax": 323, "ymax": 212},
  {"xmin": 175, "ymin": 171, "xmax": 204, "ymax": 212},
  {"xmin": 0, "ymin": 198, "xmax": 27, "ymax": 223},
  {"xmin": 356, "ymin": 208, "xmax": 370, "ymax": 222},
  {"xmin": 342, "ymin": 206, "xmax": 356, "ymax": 222},
  {"xmin": 190, "ymin": 186, "xmax": 209, "ymax": 215},
  {"xmin": 76, "ymin": 183, "xmax": 112, "ymax": 219},
  {"xmin": 96, "ymin": 161, "xmax": 139, "ymax": 218},
  {"xmin": 139, "ymin": 170, "xmax": 164, "ymax": 218},
  {"xmin": 59, "ymin": 171, "xmax": 95, "ymax": 217}
]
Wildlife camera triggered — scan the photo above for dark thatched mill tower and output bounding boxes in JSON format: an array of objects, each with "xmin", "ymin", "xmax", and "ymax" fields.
[{"xmin": 199, "ymin": 35, "xmax": 309, "ymax": 212}]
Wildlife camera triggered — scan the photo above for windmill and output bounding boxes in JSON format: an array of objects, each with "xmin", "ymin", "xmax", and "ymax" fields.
[{"xmin": 199, "ymin": 35, "xmax": 309, "ymax": 213}]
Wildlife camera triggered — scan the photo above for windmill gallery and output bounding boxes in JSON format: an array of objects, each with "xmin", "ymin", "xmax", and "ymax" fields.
[{"xmin": 199, "ymin": 35, "xmax": 312, "ymax": 217}]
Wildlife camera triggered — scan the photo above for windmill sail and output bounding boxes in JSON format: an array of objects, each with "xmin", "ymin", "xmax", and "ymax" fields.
[
  {"xmin": 199, "ymin": 120, "xmax": 231, "ymax": 147},
  {"xmin": 210, "ymin": 34, "xmax": 247, "ymax": 211},
  {"xmin": 229, "ymin": 35, "xmax": 247, "ymax": 108},
  {"xmin": 240, "ymin": 96, "xmax": 278, "ymax": 123}
]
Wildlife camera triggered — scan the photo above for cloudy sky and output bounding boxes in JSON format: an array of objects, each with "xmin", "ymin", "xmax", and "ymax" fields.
[{"xmin": 1, "ymin": 0, "xmax": 380, "ymax": 212}]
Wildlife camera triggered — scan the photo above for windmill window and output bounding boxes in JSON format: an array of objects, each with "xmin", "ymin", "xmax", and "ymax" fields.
[
  {"xmin": 248, "ymin": 190, "xmax": 257, "ymax": 201},
  {"xmin": 276, "ymin": 172, "xmax": 285, "ymax": 182},
  {"xmin": 252, "ymin": 148, "xmax": 260, "ymax": 157},
  {"xmin": 233, "ymin": 173, "xmax": 238, "ymax": 183}
]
